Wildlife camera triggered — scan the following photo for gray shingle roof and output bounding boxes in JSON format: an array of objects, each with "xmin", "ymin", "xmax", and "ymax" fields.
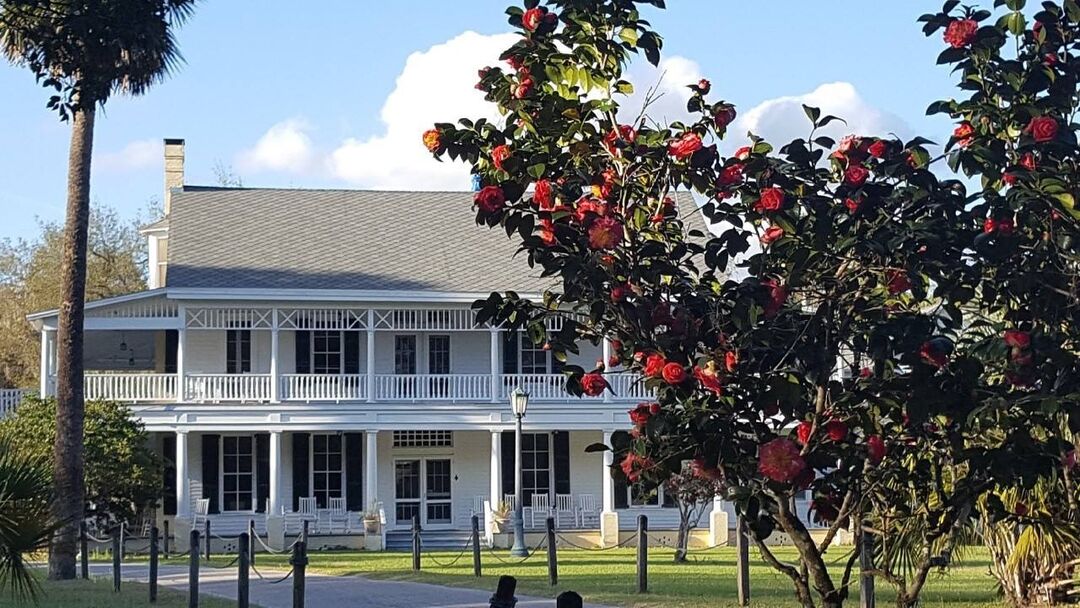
[{"xmin": 166, "ymin": 187, "xmax": 708, "ymax": 294}]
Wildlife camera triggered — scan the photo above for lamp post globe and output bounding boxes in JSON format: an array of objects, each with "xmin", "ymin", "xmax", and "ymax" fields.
[{"xmin": 509, "ymin": 388, "xmax": 530, "ymax": 557}]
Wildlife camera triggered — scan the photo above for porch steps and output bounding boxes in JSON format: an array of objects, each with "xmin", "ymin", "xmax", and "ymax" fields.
[
  {"xmin": 202, "ymin": 515, "xmax": 268, "ymax": 539},
  {"xmin": 385, "ymin": 530, "xmax": 473, "ymax": 551}
]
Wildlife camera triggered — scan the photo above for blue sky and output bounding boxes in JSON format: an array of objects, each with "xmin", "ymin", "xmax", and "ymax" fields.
[{"xmin": 0, "ymin": 1, "xmax": 956, "ymax": 241}]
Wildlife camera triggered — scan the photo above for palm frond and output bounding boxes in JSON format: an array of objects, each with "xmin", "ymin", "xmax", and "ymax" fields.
[{"xmin": 0, "ymin": 438, "xmax": 61, "ymax": 601}]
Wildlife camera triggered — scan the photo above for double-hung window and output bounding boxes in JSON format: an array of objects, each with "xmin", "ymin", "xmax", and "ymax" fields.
[
  {"xmin": 311, "ymin": 434, "xmax": 344, "ymax": 508},
  {"xmin": 226, "ymin": 329, "xmax": 251, "ymax": 374},
  {"xmin": 312, "ymin": 331, "xmax": 342, "ymax": 374}
]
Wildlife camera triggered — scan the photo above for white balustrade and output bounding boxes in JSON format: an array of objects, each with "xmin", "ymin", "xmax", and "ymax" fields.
[
  {"xmin": 84, "ymin": 372, "xmax": 177, "ymax": 402},
  {"xmin": 0, "ymin": 389, "xmax": 30, "ymax": 417},
  {"xmin": 185, "ymin": 374, "xmax": 271, "ymax": 402},
  {"xmin": 373, "ymin": 374, "xmax": 492, "ymax": 401},
  {"xmin": 606, "ymin": 372, "xmax": 651, "ymax": 400},
  {"xmin": 500, "ymin": 374, "xmax": 568, "ymax": 400},
  {"xmin": 281, "ymin": 374, "xmax": 366, "ymax": 401}
]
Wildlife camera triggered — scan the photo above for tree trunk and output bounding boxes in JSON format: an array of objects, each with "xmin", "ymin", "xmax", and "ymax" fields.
[
  {"xmin": 47, "ymin": 105, "xmax": 95, "ymax": 580},
  {"xmin": 674, "ymin": 515, "xmax": 688, "ymax": 562}
]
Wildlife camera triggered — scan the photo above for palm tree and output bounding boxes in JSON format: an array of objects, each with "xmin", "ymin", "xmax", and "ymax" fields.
[
  {"xmin": 0, "ymin": 0, "xmax": 196, "ymax": 579},
  {"xmin": 0, "ymin": 439, "xmax": 60, "ymax": 600}
]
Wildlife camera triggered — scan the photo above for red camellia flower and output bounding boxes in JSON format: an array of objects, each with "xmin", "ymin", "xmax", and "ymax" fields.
[
  {"xmin": 581, "ymin": 372, "xmax": 608, "ymax": 397},
  {"xmin": 644, "ymin": 354, "xmax": 666, "ymax": 378},
  {"xmin": 887, "ymin": 269, "xmax": 912, "ymax": 295},
  {"xmin": 844, "ymin": 165, "xmax": 870, "ymax": 187},
  {"xmin": 919, "ymin": 340, "xmax": 949, "ymax": 368},
  {"xmin": 662, "ymin": 362, "xmax": 688, "ymax": 385},
  {"xmin": 533, "ymin": 179, "xmax": 554, "ymax": 210},
  {"xmin": 867, "ymin": 435, "xmax": 887, "ymax": 465},
  {"xmin": 491, "ymin": 144, "xmax": 511, "ymax": 171},
  {"xmin": 824, "ymin": 419, "xmax": 848, "ymax": 442},
  {"xmin": 953, "ymin": 121, "xmax": 975, "ymax": 147},
  {"xmin": 758, "ymin": 438, "xmax": 806, "ymax": 484},
  {"xmin": 697, "ymin": 78, "xmax": 711, "ymax": 94},
  {"xmin": 734, "ymin": 146, "xmax": 752, "ymax": 161},
  {"xmin": 474, "ymin": 185, "xmax": 506, "ymax": 213},
  {"xmin": 714, "ymin": 106, "xmax": 737, "ymax": 129},
  {"xmin": 693, "ymin": 365, "xmax": 723, "ymax": 395},
  {"xmin": 795, "ymin": 420, "xmax": 813, "ymax": 445},
  {"xmin": 867, "ymin": 139, "xmax": 888, "ymax": 158},
  {"xmin": 522, "ymin": 6, "xmax": 547, "ymax": 31},
  {"xmin": 943, "ymin": 18, "xmax": 978, "ymax": 48},
  {"xmin": 587, "ymin": 216, "xmax": 624, "ymax": 250},
  {"xmin": 762, "ymin": 279, "xmax": 788, "ymax": 317},
  {"xmin": 514, "ymin": 77, "xmax": 534, "ymax": 99},
  {"xmin": 757, "ymin": 187, "xmax": 786, "ymax": 212},
  {"xmin": 628, "ymin": 402, "xmax": 660, "ymax": 427},
  {"xmin": 1027, "ymin": 116, "xmax": 1059, "ymax": 142},
  {"xmin": 610, "ymin": 283, "xmax": 631, "ymax": 303},
  {"xmin": 620, "ymin": 452, "xmax": 653, "ymax": 483},
  {"xmin": 422, "ymin": 129, "xmax": 441, "ymax": 153},
  {"xmin": 603, "ymin": 124, "xmax": 637, "ymax": 155},
  {"xmin": 760, "ymin": 225, "xmax": 785, "ymax": 245},
  {"xmin": 844, "ymin": 197, "xmax": 862, "ymax": 213},
  {"xmin": 724, "ymin": 351, "xmax": 738, "ymax": 373},
  {"xmin": 691, "ymin": 457, "xmax": 723, "ymax": 481},
  {"xmin": 716, "ymin": 164, "xmax": 744, "ymax": 187},
  {"xmin": 538, "ymin": 219, "xmax": 557, "ymax": 247},
  {"xmin": 1020, "ymin": 152, "xmax": 1037, "ymax": 171},
  {"xmin": 1014, "ymin": 501, "xmax": 1029, "ymax": 517},
  {"xmin": 668, "ymin": 132, "xmax": 703, "ymax": 160},
  {"xmin": 1004, "ymin": 329, "xmax": 1031, "ymax": 349},
  {"xmin": 574, "ymin": 197, "xmax": 607, "ymax": 223},
  {"xmin": 859, "ymin": 367, "xmax": 873, "ymax": 378}
]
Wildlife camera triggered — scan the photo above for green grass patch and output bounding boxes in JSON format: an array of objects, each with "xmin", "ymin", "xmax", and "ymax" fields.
[
  {"xmin": 0, "ymin": 576, "xmax": 237, "ymax": 608},
  {"xmin": 143, "ymin": 545, "xmax": 1004, "ymax": 608}
]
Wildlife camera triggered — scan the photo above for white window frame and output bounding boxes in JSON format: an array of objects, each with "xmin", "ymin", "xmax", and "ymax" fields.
[
  {"xmin": 519, "ymin": 333, "xmax": 551, "ymax": 374},
  {"xmin": 220, "ymin": 435, "xmax": 256, "ymax": 513},
  {"xmin": 394, "ymin": 334, "xmax": 418, "ymax": 374},
  {"xmin": 427, "ymin": 334, "xmax": 451, "ymax": 374},
  {"xmin": 226, "ymin": 328, "xmax": 251, "ymax": 374},
  {"xmin": 310, "ymin": 433, "xmax": 345, "ymax": 509},
  {"xmin": 627, "ymin": 484, "xmax": 669, "ymax": 508},
  {"xmin": 311, "ymin": 330, "xmax": 343, "ymax": 374},
  {"xmin": 521, "ymin": 432, "xmax": 552, "ymax": 504}
]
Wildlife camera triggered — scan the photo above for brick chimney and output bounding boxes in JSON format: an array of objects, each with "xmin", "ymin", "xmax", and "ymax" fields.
[{"xmin": 163, "ymin": 138, "xmax": 185, "ymax": 215}]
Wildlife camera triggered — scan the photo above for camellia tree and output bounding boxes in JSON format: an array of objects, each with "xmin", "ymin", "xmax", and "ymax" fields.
[
  {"xmin": 920, "ymin": 0, "xmax": 1080, "ymax": 604},
  {"xmin": 427, "ymin": 1, "xmax": 1075, "ymax": 607}
]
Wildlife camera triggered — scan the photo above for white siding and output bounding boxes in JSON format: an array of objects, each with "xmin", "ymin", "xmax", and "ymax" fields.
[{"xmin": 186, "ymin": 330, "xmax": 225, "ymax": 373}]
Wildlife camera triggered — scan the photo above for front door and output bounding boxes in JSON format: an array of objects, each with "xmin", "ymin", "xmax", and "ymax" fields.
[{"xmin": 394, "ymin": 458, "xmax": 453, "ymax": 529}]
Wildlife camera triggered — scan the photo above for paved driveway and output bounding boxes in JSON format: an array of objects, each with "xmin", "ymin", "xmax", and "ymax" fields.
[{"xmin": 90, "ymin": 563, "xmax": 610, "ymax": 608}]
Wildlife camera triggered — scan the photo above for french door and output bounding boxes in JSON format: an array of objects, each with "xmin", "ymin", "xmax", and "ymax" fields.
[
  {"xmin": 394, "ymin": 458, "xmax": 453, "ymax": 529},
  {"xmin": 222, "ymin": 436, "xmax": 255, "ymax": 512}
]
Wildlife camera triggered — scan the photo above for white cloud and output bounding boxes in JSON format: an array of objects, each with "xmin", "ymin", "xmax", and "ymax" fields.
[
  {"xmin": 238, "ymin": 118, "xmax": 316, "ymax": 174},
  {"xmin": 727, "ymin": 82, "xmax": 910, "ymax": 151},
  {"xmin": 619, "ymin": 55, "xmax": 703, "ymax": 126},
  {"xmin": 97, "ymin": 139, "xmax": 161, "ymax": 172},
  {"xmin": 329, "ymin": 31, "xmax": 516, "ymax": 190}
]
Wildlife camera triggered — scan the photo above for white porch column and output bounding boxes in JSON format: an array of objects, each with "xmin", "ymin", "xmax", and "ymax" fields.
[
  {"xmin": 270, "ymin": 309, "xmax": 280, "ymax": 402},
  {"xmin": 365, "ymin": 431, "xmax": 378, "ymax": 507},
  {"xmin": 600, "ymin": 429, "xmax": 619, "ymax": 547},
  {"xmin": 175, "ymin": 430, "xmax": 190, "ymax": 519},
  {"xmin": 268, "ymin": 431, "xmax": 283, "ymax": 514},
  {"xmin": 176, "ymin": 305, "xmax": 187, "ymax": 403},
  {"xmin": 709, "ymin": 495, "xmax": 730, "ymax": 546},
  {"xmin": 366, "ymin": 310, "xmax": 375, "ymax": 403},
  {"xmin": 489, "ymin": 430, "xmax": 502, "ymax": 511},
  {"xmin": 489, "ymin": 327, "xmax": 500, "ymax": 403},
  {"xmin": 39, "ymin": 329, "xmax": 55, "ymax": 397},
  {"xmin": 602, "ymin": 337, "xmax": 613, "ymax": 403}
]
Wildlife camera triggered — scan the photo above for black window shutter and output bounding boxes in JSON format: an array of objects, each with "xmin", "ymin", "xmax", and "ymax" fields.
[
  {"xmin": 292, "ymin": 433, "xmax": 309, "ymax": 510},
  {"xmin": 344, "ymin": 433, "xmax": 364, "ymax": 511},
  {"xmin": 295, "ymin": 331, "xmax": 311, "ymax": 374},
  {"xmin": 502, "ymin": 331, "xmax": 518, "ymax": 374},
  {"xmin": 344, "ymin": 332, "xmax": 361, "ymax": 375},
  {"xmin": 164, "ymin": 330, "xmax": 178, "ymax": 374},
  {"xmin": 256, "ymin": 434, "xmax": 269, "ymax": 513},
  {"xmin": 553, "ymin": 431, "xmax": 571, "ymax": 495},
  {"xmin": 500, "ymin": 431, "xmax": 515, "ymax": 497},
  {"xmin": 162, "ymin": 435, "xmax": 177, "ymax": 515},
  {"xmin": 201, "ymin": 434, "xmax": 220, "ymax": 514},
  {"xmin": 614, "ymin": 476, "xmax": 628, "ymax": 509}
]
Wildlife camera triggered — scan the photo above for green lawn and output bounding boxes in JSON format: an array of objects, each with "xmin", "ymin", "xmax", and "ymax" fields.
[
  {"xmin": 0, "ymin": 576, "xmax": 237, "ymax": 608},
  {"xmin": 146, "ymin": 545, "xmax": 1004, "ymax": 608}
]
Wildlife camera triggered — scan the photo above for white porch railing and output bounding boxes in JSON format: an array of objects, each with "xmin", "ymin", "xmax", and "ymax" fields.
[
  {"xmin": 84, "ymin": 372, "xmax": 176, "ymax": 402},
  {"xmin": 185, "ymin": 374, "xmax": 272, "ymax": 402},
  {"xmin": 373, "ymin": 374, "xmax": 491, "ymax": 401},
  {"xmin": 606, "ymin": 372, "xmax": 651, "ymax": 400},
  {"xmin": 281, "ymin": 374, "xmax": 366, "ymax": 401},
  {"xmin": 0, "ymin": 388, "xmax": 30, "ymax": 417}
]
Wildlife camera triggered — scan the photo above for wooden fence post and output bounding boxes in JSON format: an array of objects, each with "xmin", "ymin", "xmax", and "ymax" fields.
[
  {"xmin": 149, "ymin": 526, "xmax": 159, "ymax": 603},
  {"xmin": 249, "ymin": 519, "xmax": 256, "ymax": 567},
  {"xmin": 290, "ymin": 540, "xmax": 308, "ymax": 608},
  {"xmin": 205, "ymin": 519, "xmax": 211, "ymax": 561},
  {"xmin": 860, "ymin": 527, "xmax": 875, "ymax": 608},
  {"xmin": 471, "ymin": 514, "xmax": 482, "ymax": 578},
  {"xmin": 636, "ymin": 514, "xmax": 648, "ymax": 594},
  {"xmin": 489, "ymin": 575, "xmax": 517, "ymax": 608},
  {"xmin": 111, "ymin": 530, "xmax": 121, "ymax": 593},
  {"xmin": 736, "ymin": 515, "xmax": 750, "ymax": 607},
  {"xmin": 119, "ymin": 522, "xmax": 126, "ymax": 561},
  {"xmin": 189, "ymin": 529, "xmax": 200, "ymax": 608},
  {"xmin": 556, "ymin": 591, "xmax": 583, "ymax": 608},
  {"xmin": 237, "ymin": 532, "xmax": 250, "ymax": 608},
  {"xmin": 79, "ymin": 521, "xmax": 89, "ymax": 580},
  {"xmin": 163, "ymin": 519, "xmax": 170, "ymax": 559},
  {"xmin": 301, "ymin": 520, "xmax": 309, "ymax": 546},
  {"xmin": 546, "ymin": 516, "xmax": 557, "ymax": 586},
  {"xmin": 411, "ymin": 514, "xmax": 421, "ymax": 572}
]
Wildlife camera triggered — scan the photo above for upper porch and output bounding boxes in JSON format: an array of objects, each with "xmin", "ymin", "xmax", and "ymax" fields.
[{"xmin": 30, "ymin": 290, "xmax": 646, "ymax": 406}]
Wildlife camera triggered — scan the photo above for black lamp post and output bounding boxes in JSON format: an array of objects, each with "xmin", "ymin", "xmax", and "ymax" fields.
[{"xmin": 509, "ymin": 387, "xmax": 529, "ymax": 557}]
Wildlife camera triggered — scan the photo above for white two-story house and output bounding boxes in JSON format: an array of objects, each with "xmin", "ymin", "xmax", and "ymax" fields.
[{"xmin": 27, "ymin": 139, "xmax": 753, "ymax": 551}]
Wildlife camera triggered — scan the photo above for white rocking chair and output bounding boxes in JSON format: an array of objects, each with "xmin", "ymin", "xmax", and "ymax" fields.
[
  {"xmin": 530, "ymin": 494, "xmax": 551, "ymax": 529},
  {"xmin": 577, "ymin": 494, "xmax": 600, "ymax": 528},
  {"xmin": 555, "ymin": 494, "xmax": 576, "ymax": 529}
]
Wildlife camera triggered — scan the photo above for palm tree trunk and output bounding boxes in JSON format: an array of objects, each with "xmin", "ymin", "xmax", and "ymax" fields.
[{"xmin": 47, "ymin": 105, "xmax": 95, "ymax": 580}]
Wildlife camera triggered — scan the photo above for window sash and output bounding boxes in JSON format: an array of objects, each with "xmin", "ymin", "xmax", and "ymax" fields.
[
  {"xmin": 312, "ymin": 331, "xmax": 342, "ymax": 374},
  {"xmin": 310, "ymin": 434, "xmax": 344, "ymax": 508},
  {"xmin": 226, "ymin": 330, "xmax": 251, "ymax": 374},
  {"xmin": 394, "ymin": 335, "xmax": 417, "ymax": 374},
  {"xmin": 428, "ymin": 335, "xmax": 450, "ymax": 374},
  {"xmin": 222, "ymin": 436, "xmax": 255, "ymax": 512}
]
